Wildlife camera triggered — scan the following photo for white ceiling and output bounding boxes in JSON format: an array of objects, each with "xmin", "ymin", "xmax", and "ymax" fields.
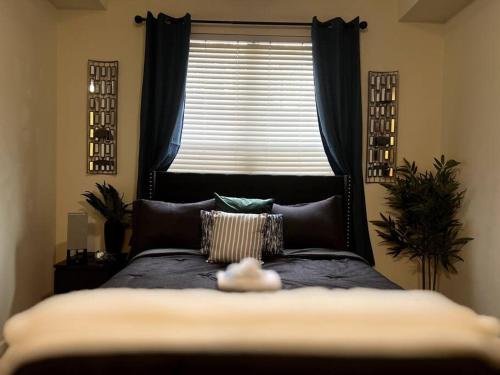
[
  {"xmin": 47, "ymin": 0, "xmax": 474, "ymax": 23},
  {"xmin": 399, "ymin": 0, "xmax": 475, "ymax": 23},
  {"xmin": 48, "ymin": 0, "xmax": 107, "ymax": 10}
]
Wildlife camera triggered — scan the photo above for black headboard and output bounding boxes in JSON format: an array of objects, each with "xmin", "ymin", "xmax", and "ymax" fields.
[{"xmin": 151, "ymin": 171, "xmax": 352, "ymax": 250}]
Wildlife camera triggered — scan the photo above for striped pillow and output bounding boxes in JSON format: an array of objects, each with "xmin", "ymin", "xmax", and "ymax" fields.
[
  {"xmin": 207, "ymin": 211, "xmax": 267, "ymax": 263},
  {"xmin": 201, "ymin": 211, "xmax": 283, "ymax": 257},
  {"xmin": 200, "ymin": 210, "xmax": 214, "ymax": 255},
  {"xmin": 262, "ymin": 214, "xmax": 284, "ymax": 256}
]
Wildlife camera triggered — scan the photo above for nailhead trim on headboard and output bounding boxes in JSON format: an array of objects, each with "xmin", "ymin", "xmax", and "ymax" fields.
[
  {"xmin": 148, "ymin": 171, "xmax": 154, "ymax": 199},
  {"xmin": 346, "ymin": 175, "xmax": 352, "ymax": 250}
]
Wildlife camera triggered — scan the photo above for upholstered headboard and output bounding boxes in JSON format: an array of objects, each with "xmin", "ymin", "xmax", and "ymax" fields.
[{"xmin": 151, "ymin": 171, "xmax": 352, "ymax": 250}]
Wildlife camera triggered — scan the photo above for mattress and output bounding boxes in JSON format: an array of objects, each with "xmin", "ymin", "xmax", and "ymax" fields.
[{"xmin": 102, "ymin": 248, "xmax": 400, "ymax": 290}]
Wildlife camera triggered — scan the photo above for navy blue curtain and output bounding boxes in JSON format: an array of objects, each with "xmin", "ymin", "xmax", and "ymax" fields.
[
  {"xmin": 311, "ymin": 17, "xmax": 374, "ymax": 265},
  {"xmin": 137, "ymin": 12, "xmax": 191, "ymax": 199}
]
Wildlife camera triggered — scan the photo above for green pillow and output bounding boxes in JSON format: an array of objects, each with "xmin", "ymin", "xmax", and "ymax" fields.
[{"xmin": 214, "ymin": 193, "xmax": 274, "ymax": 214}]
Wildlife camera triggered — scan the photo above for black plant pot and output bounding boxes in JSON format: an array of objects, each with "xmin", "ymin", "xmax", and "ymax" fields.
[{"xmin": 104, "ymin": 220, "xmax": 125, "ymax": 254}]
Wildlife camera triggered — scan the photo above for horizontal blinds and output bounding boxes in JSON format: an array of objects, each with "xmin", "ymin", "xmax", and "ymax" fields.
[{"xmin": 170, "ymin": 39, "xmax": 333, "ymax": 175}]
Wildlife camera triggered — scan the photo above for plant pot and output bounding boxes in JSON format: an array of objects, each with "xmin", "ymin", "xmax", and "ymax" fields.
[{"xmin": 104, "ymin": 220, "xmax": 125, "ymax": 254}]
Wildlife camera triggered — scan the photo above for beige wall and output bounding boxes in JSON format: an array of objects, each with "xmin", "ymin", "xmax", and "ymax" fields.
[
  {"xmin": 0, "ymin": 0, "xmax": 57, "ymax": 344},
  {"xmin": 440, "ymin": 0, "xmax": 500, "ymax": 318},
  {"xmin": 55, "ymin": 0, "xmax": 445, "ymax": 289},
  {"xmin": 399, "ymin": 0, "xmax": 418, "ymax": 19}
]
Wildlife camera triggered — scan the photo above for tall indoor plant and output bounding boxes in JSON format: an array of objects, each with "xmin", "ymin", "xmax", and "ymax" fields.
[
  {"xmin": 371, "ymin": 156, "xmax": 473, "ymax": 290},
  {"xmin": 82, "ymin": 182, "xmax": 132, "ymax": 253}
]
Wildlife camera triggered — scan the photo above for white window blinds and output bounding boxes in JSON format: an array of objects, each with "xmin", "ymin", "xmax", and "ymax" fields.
[{"xmin": 169, "ymin": 39, "xmax": 333, "ymax": 175}]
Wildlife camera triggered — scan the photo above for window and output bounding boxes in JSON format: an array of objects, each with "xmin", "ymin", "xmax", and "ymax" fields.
[{"xmin": 169, "ymin": 39, "xmax": 332, "ymax": 175}]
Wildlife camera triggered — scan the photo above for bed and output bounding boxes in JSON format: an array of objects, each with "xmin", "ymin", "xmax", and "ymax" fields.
[
  {"xmin": 103, "ymin": 247, "xmax": 398, "ymax": 289},
  {"xmin": 103, "ymin": 171, "xmax": 398, "ymax": 290},
  {"xmin": 2, "ymin": 172, "xmax": 500, "ymax": 375}
]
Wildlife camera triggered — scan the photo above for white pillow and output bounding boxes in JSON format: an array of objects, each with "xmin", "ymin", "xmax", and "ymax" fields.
[{"xmin": 207, "ymin": 211, "xmax": 267, "ymax": 263}]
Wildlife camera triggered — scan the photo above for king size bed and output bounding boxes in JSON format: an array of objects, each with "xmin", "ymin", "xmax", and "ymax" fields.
[
  {"xmin": 103, "ymin": 172, "xmax": 398, "ymax": 290},
  {"xmin": 2, "ymin": 172, "xmax": 499, "ymax": 375}
]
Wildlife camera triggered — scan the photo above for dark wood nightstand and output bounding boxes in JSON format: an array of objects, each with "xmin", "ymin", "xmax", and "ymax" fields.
[{"xmin": 54, "ymin": 253, "xmax": 127, "ymax": 294}]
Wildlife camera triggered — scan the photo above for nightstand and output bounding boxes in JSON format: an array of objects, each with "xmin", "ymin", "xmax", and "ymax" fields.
[{"xmin": 54, "ymin": 253, "xmax": 127, "ymax": 294}]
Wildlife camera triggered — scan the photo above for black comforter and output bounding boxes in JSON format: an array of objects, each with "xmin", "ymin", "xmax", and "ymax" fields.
[{"xmin": 102, "ymin": 248, "xmax": 400, "ymax": 290}]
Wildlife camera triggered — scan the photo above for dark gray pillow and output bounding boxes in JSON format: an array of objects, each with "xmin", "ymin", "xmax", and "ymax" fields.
[
  {"xmin": 271, "ymin": 196, "xmax": 345, "ymax": 250},
  {"xmin": 130, "ymin": 199, "xmax": 216, "ymax": 258}
]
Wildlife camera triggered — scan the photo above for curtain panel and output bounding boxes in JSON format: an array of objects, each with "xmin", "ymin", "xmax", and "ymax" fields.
[
  {"xmin": 311, "ymin": 17, "xmax": 374, "ymax": 265},
  {"xmin": 137, "ymin": 12, "xmax": 191, "ymax": 199}
]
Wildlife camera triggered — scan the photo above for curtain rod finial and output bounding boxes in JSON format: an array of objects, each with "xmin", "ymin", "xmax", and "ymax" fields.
[
  {"xmin": 360, "ymin": 21, "xmax": 368, "ymax": 29},
  {"xmin": 135, "ymin": 15, "xmax": 145, "ymax": 24}
]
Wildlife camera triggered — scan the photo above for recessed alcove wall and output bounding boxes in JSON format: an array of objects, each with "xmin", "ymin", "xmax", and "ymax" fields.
[
  {"xmin": 0, "ymin": 0, "xmax": 57, "ymax": 348},
  {"xmin": 54, "ymin": 0, "xmax": 445, "ymax": 290}
]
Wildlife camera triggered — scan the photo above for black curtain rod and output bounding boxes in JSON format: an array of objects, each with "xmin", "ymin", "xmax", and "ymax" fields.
[{"xmin": 134, "ymin": 15, "xmax": 368, "ymax": 29}]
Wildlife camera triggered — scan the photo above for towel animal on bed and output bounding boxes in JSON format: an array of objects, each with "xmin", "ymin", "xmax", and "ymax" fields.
[{"xmin": 217, "ymin": 258, "xmax": 282, "ymax": 291}]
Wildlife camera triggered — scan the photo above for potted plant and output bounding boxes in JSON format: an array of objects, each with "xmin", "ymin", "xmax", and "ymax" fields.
[
  {"xmin": 82, "ymin": 182, "xmax": 132, "ymax": 254},
  {"xmin": 371, "ymin": 156, "xmax": 473, "ymax": 290}
]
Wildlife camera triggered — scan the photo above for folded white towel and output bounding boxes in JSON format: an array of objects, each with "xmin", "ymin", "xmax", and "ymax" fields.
[{"xmin": 217, "ymin": 258, "xmax": 282, "ymax": 291}]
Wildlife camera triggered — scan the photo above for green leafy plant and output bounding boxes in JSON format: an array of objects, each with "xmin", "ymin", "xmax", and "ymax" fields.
[
  {"xmin": 82, "ymin": 182, "xmax": 132, "ymax": 226},
  {"xmin": 371, "ymin": 155, "xmax": 473, "ymax": 290}
]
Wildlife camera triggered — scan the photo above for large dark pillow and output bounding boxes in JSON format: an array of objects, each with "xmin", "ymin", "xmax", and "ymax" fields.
[
  {"xmin": 130, "ymin": 199, "xmax": 216, "ymax": 258},
  {"xmin": 271, "ymin": 196, "xmax": 345, "ymax": 250}
]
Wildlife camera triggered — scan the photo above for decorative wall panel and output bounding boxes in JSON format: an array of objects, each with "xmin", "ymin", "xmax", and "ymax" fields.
[
  {"xmin": 366, "ymin": 71, "xmax": 399, "ymax": 183},
  {"xmin": 87, "ymin": 60, "xmax": 118, "ymax": 174}
]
